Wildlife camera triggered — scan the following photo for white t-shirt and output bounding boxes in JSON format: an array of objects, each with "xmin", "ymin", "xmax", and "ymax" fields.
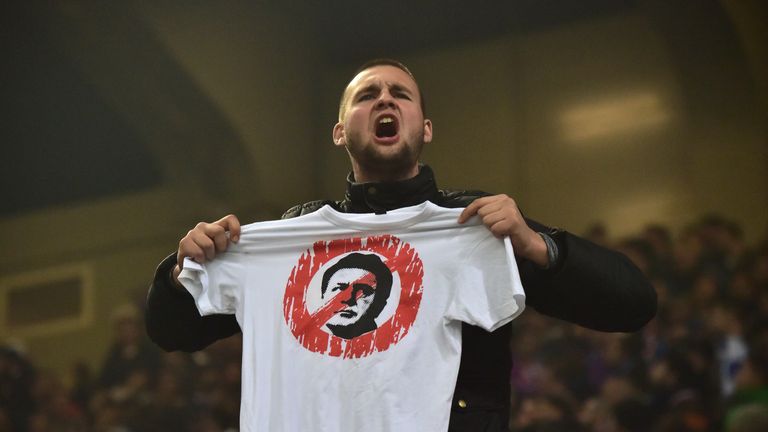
[{"xmin": 179, "ymin": 201, "xmax": 525, "ymax": 432}]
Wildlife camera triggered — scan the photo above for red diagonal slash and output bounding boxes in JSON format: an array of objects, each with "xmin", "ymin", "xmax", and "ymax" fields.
[{"xmin": 305, "ymin": 272, "xmax": 377, "ymax": 330}]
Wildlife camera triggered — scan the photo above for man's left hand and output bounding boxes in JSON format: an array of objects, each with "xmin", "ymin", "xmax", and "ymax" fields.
[{"xmin": 458, "ymin": 194, "xmax": 549, "ymax": 267}]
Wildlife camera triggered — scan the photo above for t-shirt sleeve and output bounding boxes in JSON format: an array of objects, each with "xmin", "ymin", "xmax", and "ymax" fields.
[
  {"xmin": 446, "ymin": 234, "xmax": 526, "ymax": 332},
  {"xmin": 178, "ymin": 257, "xmax": 239, "ymax": 316}
]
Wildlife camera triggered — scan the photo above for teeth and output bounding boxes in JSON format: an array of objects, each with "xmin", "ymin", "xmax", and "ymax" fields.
[{"xmin": 379, "ymin": 117, "xmax": 394, "ymax": 124}]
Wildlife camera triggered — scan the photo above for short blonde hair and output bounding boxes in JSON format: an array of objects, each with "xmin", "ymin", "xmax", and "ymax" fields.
[{"xmin": 338, "ymin": 58, "xmax": 426, "ymax": 121}]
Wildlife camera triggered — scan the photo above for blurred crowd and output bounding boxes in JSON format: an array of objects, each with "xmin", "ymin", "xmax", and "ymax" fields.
[
  {"xmin": 1, "ymin": 303, "xmax": 243, "ymax": 432},
  {"xmin": 1, "ymin": 214, "xmax": 767, "ymax": 432},
  {"xmin": 510, "ymin": 215, "xmax": 768, "ymax": 432}
]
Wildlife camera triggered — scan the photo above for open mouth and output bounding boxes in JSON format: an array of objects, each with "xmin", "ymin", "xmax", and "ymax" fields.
[{"xmin": 375, "ymin": 115, "xmax": 399, "ymax": 139}]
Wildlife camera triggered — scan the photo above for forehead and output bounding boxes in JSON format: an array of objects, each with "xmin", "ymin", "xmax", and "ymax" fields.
[
  {"xmin": 329, "ymin": 268, "xmax": 374, "ymax": 283},
  {"xmin": 346, "ymin": 65, "xmax": 419, "ymax": 95}
]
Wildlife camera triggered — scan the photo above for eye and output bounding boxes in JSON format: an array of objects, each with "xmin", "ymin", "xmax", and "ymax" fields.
[
  {"xmin": 332, "ymin": 283, "xmax": 349, "ymax": 292},
  {"xmin": 353, "ymin": 283, "xmax": 375, "ymax": 296},
  {"xmin": 394, "ymin": 92, "xmax": 411, "ymax": 100},
  {"xmin": 357, "ymin": 93, "xmax": 375, "ymax": 101}
]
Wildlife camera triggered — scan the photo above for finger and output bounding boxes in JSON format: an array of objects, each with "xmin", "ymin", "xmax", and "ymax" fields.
[
  {"xmin": 211, "ymin": 229, "xmax": 230, "ymax": 254},
  {"xmin": 178, "ymin": 236, "xmax": 206, "ymax": 264},
  {"xmin": 489, "ymin": 220, "xmax": 513, "ymax": 238},
  {"xmin": 189, "ymin": 222, "xmax": 222, "ymax": 256},
  {"xmin": 458, "ymin": 202, "xmax": 479, "ymax": 224},
  {"xmin": 199, "ymin": 222, "xmax": 225, "ymax": 238},
  {"xmin": 198, "ymin": 223, "xmax": 229, "ymax": 253},
  {"xmin": 458, "ymin": 196, "xmax": 495, "ymax": 223},
  {"xmin": 481, "ymin": 210, "xmax": 507, "ymax": 228},
  {"xmin": 214, "ymin": 214, "xmax": 241, "ymax": 242},
  {"xmin": 483, "ymin": 211, "xmax": 514, "ymax": 238},
  {"xmin": 189, "ymin": 230, "xmax": 217, "ymax": 260},
  {"xmin": 476, "ymin": 200, "xmax": 504, "ymax": 217},
  {"xmin": 201, "ymin": 222, "xmax": 230, "ymax": 253},
  {"xmin": 171, "ymin": 264, "xmax": 183, "ymax": 285}
]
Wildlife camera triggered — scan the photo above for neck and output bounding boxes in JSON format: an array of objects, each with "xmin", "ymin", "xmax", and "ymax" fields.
[
  {"xmin": 344, "ymin": 164, "xmax": 439, "ymax": 213},
  {"xmin": 350, "ymin": 161, "xmax": 420, "ymax": 183}
]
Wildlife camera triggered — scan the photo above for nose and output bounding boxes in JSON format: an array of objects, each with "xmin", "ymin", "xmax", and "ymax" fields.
[
  {"xmin": 375, "ymin": 90, "xmax": 396, "ymax": 110},
  {"xmin": 341, "ymin": 292, "xmax": 357, "ymax": 307}
]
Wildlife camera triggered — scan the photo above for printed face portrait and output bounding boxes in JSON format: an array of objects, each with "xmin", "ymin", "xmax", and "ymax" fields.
[{"xmin": 320, "ymin": 253, "xmax": 393, "ymax": 339}]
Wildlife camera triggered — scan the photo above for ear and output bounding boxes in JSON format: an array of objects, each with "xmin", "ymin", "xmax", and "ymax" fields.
[
  {"xmin": 332, "ymin": 122, "xmax": 346, "ymax": 147},
  {"xmin": 423, "ymin": 119, "xmax": 433, "ymax": 144}
]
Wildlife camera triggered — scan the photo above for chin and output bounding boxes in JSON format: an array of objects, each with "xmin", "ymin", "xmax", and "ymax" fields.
[{"xmin": 364, "ymin": 147, "xmax": 419, "ymax": 168}]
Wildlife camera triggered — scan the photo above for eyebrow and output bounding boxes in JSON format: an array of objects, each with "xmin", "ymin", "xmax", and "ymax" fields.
[
  {"xmin": 353, "ymin": 83, "xmax": 413, "ymax": 99},
  {"xmin": 389, "ymin": 83, "xmax": 412, "ymax": 96},
  {"xmin": 353, "ymin": 84, "xmax": 378, "ymax": 98}
]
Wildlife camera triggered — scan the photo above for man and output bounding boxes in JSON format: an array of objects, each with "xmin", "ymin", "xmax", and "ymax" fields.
[
  {"xmin": 320, "ymin": 252, "xmax": 393, "ymax": 339},
  {"xmin": 146, "ymin": 59, "xmax": 656, "ymax": 431}
]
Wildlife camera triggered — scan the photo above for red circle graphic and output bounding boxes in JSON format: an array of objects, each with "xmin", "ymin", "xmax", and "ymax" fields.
[{"xmin": 282, "ymin": 235, "xmax": 424, "ymax": 358}]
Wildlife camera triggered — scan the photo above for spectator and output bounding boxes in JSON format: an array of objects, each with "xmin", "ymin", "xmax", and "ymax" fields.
[{"xmin": 0, "ymin": 345, "xmax": 36, "ymax": 432}]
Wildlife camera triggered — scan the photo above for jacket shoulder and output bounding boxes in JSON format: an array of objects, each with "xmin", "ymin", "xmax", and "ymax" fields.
[
  {"xmin": 281, "ymin": 200, "xmax": 339, "ymax": 219},
  {"xmin": 437, "ymin": 189, "xmax": 493, "ymax": 208}
]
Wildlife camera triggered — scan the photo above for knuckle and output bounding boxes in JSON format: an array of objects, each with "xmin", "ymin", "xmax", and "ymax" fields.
[
  {"xmin": 179, "ymin": 237, "xmax": 194, "ymax": 251},
  {"xmin": 211, "ymin": 224, "xmax": 225, "ymax": 234},
  {"xmin": 221, "ymin": 214, "xmax": 238, "ymax": 227}
]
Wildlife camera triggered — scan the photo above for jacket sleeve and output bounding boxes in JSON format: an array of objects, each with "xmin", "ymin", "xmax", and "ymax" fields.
[
  {"xmin": 519, "ymin": 220, "xmax": 657, "ymax": 332},
  {"xmin": 145, "ymin": 253, "xmax": 241, "ymax": 352}
]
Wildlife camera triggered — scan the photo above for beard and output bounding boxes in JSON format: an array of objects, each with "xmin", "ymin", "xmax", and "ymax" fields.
[{"xmin": 345, "ymin": 133, "xmax": 425, "ymax": 182}]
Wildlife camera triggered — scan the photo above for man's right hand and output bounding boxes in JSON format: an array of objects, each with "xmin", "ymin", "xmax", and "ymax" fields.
[{"xmin": 171, "ymin": 214, "xmax": 241, "ymax": 287}]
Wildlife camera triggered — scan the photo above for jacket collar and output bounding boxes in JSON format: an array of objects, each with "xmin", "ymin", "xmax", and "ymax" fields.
[{"xmin": 344, "ymin": 164, "xmax": 441, "ymax": 213}]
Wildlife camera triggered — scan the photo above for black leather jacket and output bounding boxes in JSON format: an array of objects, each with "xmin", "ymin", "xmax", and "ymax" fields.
[{"xmin": 145, "ymin": 165, "xmax": 656, "ymax": 431}]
